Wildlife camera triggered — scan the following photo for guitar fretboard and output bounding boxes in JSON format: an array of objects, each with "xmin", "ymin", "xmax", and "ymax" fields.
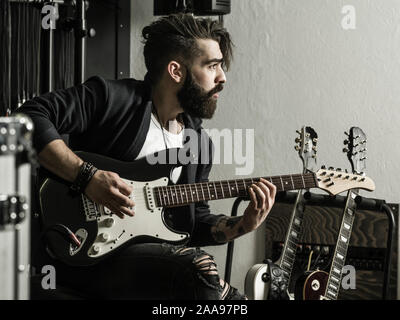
[
  {"xmin": 279, "ymin": 191, "xmax": 306, "ymax": 280},
  {"xmin": 154, "ymin": 173, "xmax": 317, "ymax": 207},
  {"xmin": 324, "ymin": 189, "xmax": 358, "ymax": 300}
]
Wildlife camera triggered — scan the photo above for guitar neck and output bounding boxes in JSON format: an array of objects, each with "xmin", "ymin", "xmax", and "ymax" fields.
[
  {"xmin": 324, "ymin": 189, "xmax": 358, "ymax": 300},
  {"xmin": 279, "ymin": 190, "xmax": 306, "ymax": 280},
  {"xmin": 154, "ymin": 173, "xmax": 317, "ymax": 207}
]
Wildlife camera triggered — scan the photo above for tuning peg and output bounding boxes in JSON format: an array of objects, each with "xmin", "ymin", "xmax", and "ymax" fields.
[
  {"xmin": 312, "ymin": 138, "xmax": 318, "ymax": 143},
  {"xmin": 345, "ymin": 169, "xmax": 348, "ymax": 173},
  {"xmin": 312, "ymin": 146, "xmax": 317, "ymax": 151},
  {"xmin": 294, "ymin": 146, "xmax": 301, "ymax": 151},
  {"xmin": 343, "ymin": 140, "xmax": 349, "ymax": 145},
  {"xmin": 344, "ymin": 131, "xmax": 349, "ymax": 136},
  {"xmin": 343, "ymin": 147, "xmax": 349, "ymax": 153},
  {"xmin": 321, "ymin": 165, "xmax": 326, "ymax": 169},
  {"xmin": 361, "ymin": 148, "xmax": 367, "ymax": 152},
  {"xmin": 312, "ymin": 154, "xmax": 317, "ymax": 158},
  {"xmin": 336, "ymin": 168, "xmax": 342, "ymax": 171},
  {"xmin": 295, "ymin": 137, "xmax": 301, "ymax": 143},
  {"xmin": 328, "ymin": 166, "xmax": 334, "ymax": 170},
  {"xmin": 360, "ymin": 156, "xmax": 367, "ymax": 160},
  {"xmin": 296, "ymin": 130, "xmax": 301, "ymax": 135}
]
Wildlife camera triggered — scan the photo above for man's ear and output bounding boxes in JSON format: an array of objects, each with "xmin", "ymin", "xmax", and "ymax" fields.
[{"xmin": 167, "ymin": 61, "xmax": 185, "ymax": 84}]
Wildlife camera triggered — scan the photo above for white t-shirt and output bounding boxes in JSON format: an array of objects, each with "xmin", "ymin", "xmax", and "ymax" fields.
[{"xmin": 134, "ymin": 113, "xmax": 184, "ymax": 184}]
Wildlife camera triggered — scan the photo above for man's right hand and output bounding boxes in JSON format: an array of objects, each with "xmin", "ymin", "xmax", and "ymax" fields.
[{"xmin": 84, "ymin": 170, "xmax": 135, "ymax": 219}]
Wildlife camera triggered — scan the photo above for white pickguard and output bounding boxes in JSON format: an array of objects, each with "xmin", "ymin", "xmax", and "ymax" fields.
[{"xmin": 86, "ymin": 177, "xmax": 188, "ymax": 258}]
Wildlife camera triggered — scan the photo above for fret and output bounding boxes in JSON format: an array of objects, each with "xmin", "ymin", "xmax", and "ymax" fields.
[
  {"xmin": 341, "ymin": 228, "xmax": 351, "ymax": 239},
  {"xmin": 227, "ymin": 181, "xmax": 232, "ymax": 197},
  {"xmin": 220, "ymin": 181, "xmax": 225, "ymax": 198},
  {"xmin": 206, "ymin": 182, "xmax": 211, "ymax": 201},
  {"xmin": 173, "ymin": 185, "xmax": 179, "ymax": 204},
  {"xmin": 155, "ymin": 188, "xmax": 162, "ymax": 207},
  {"xmin": 200, "ymin": 183, "xmax": 205, "ymax": 201},
  {"xmin": 242, "ymin": 179, "xmax": 247, "ymax": 196},
  {"xmin": 279, "ymin": 176, "xmax": 284, "ymax": 191},
  {"xmin": 188, "ymin": 184, "xmax": 194, "ymax": 202},
  {"xmin": 301, "ymin": 174, "xmax": 306, "ymax": 188},
  {"xmin": 235, "ymin": 180, "xmax": 239, "ymax": 195},
  {"xmin": 194, "ymin": 184, "xmax": 200, "ymax": 202},
  {"xmin": 168, "ymin": 187, "xmax": 175, "ymax": 205},
  {"xmin": 165, "ymin": 187, "xmax": 171, "ymax": 206},
  {"xmin": 290, "ymin": 175, "xmax": 295, "ymax": 189},
  {"xmin": 212, "ymin": 182, "xmax": 218, "ymax": 199},
  {"xmin": 183, "ymin": 185, "xmax": 189, "ymax": 204}
]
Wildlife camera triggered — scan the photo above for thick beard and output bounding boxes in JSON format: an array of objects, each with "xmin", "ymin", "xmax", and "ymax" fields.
[{"xmin": 177, "ymin": 71, "xmax": 223, "ymax": 119}]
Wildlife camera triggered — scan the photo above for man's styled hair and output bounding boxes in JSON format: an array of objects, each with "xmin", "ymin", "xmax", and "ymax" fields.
[{"xmin": 142, "ymin": 13, "xmax": 233, "ymax": 85}]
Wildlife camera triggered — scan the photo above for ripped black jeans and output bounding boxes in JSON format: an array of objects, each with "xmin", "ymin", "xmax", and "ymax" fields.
[{"xmin": 45, "ymin": 243, "xmax": 247, "ymax": 300}]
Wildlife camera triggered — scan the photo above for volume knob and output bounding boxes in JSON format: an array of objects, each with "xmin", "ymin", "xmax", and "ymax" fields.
[
  {"xmin": 92, "ymin": 245, "xmax": 101, "ymax": 255},
  {"xmin": 100, "ymin": 233, "xmax": 110, "ymax": 242},
  {"xmin": 105, "ymin": 218, "xmax": 115, "ymax": 228}
]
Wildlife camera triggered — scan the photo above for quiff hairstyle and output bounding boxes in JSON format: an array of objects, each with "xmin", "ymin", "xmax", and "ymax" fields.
[{"xmin": 142, "ymin": 13, "xmax": 233, "ymax": 84}]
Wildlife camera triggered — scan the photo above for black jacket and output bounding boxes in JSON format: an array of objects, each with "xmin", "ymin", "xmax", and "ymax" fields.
[{"xmin": 18, "ymin": 75, "xmax": 225, "ymax": 247}]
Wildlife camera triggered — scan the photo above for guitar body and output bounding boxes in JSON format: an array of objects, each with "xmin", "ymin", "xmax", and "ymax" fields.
[
  {"xmin": 245, "ymin": 264, "xmax": 270, "ymax": 300},
  {"xmin": 38, "ymin": 151, "xmax": 189, "ymax": 267},
  {"xmin": 245, "ymin": 260, "xmax": 291, "ymax": 300},
  {"xmin": 294, "ymin": 270, "xmax": 329, "ymax": 300}
]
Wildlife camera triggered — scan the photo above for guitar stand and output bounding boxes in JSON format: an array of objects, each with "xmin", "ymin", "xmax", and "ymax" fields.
[{"xmin": 224, "ymin": 192, "xmax": 397, "ymax": 300}]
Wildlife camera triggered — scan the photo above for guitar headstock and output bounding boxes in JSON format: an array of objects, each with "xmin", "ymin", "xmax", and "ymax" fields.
[
  {"xmin": 316, "ymin": 168, "xmax": 375, "ymax": 195},
  {"xmin": 295, "ymin": 126, "xmax": 318, "ymax": 172},
  {"xmin": 343, "ymin": 127, "xmax": 367, "ymax": 175}
]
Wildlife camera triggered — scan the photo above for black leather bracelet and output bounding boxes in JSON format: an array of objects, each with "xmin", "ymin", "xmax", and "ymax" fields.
[
  {"xmin": 80, "ymin": 166, "xmax": 98, "ymax": 193},
  {"xmin": 70, "ymin": 162, "xmax": 97, "ymax": 194}
]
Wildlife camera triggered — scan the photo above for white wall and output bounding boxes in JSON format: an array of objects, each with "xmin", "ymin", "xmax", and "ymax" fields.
[{"xmin": 131, "ymin": 0, "xmax": 400, "ymax": 294}]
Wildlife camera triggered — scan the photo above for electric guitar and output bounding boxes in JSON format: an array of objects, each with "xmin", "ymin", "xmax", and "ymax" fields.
[
  {"xmin": 244, "ymin": 126, "xmax": 318, "ymax": 300},
  {"xmin": 294, "ymin": 127, "xmax": 367, "ymax": 300},
  {"xmin": 38, "ymin": 148, "xmax": 374, "ymax": 267}
]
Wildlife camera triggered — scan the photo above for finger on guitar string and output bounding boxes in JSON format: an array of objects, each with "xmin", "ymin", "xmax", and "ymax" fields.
[
  {"xmin": 247, "ymin": 185, "xmax": 259, "ymax": 210},
  {"xmin": 250, "ymin": 183, "xmax": 266, "ymax": 211},
  {"xmin": 110, "ymin": 186, "xmax": 135, "ymax": 208},
  {"xmin": 259, "ymin": 177, "xmax": 277, "ymax": 199},
  {"xmin": 109, "ymin": 197, "xmax": 135, "ymax": 217},
  {"xmin": 116, "ymin": 178, "xmax": 134, "ymax": 197}
]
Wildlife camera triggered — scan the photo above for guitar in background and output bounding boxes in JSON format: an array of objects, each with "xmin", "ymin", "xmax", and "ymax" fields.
[
  {"xmin": 244, "ymin": 126, "xmax": 318, "ymax": 300},
  {"xmin": 294, "ymin": 127, "xmax": 367, "ymax": 300}
]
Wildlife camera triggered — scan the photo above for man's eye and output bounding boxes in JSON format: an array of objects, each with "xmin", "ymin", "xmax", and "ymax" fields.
[{"xmin": 209, "ymin": 64, "xmax": 218, "ymax": 70}]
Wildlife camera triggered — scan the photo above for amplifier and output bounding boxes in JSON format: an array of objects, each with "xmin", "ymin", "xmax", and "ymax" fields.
[{"xmin": 264, "ymin": 192, "xmax": 398, "ymax": 300}]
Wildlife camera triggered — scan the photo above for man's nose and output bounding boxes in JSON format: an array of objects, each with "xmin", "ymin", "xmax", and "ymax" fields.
[{"xmin": 216, "ymin": 66, "xmax": 226, "ymax": 84}]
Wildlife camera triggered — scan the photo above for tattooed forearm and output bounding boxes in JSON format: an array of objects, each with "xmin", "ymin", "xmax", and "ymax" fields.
[{"xmin": 211, "ymin": 216, "xmax": 248, "ymax": 244}]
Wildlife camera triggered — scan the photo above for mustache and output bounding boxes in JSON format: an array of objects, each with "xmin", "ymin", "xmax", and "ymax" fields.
[{"xmin": 207, "ymin": 83, "xmax": 224, "ymax": 97}]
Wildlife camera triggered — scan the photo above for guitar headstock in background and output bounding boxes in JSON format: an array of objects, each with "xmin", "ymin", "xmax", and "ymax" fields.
[
  {"xmin": 295, "ymin": 126, "xmax": 318, "ymax": 173},
  {"xmin": 343, "ymin": 127, "xmax": 367, "ymax": 175}
]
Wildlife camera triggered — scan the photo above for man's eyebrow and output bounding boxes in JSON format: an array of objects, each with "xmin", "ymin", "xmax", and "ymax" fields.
[{"xmin": 202, "ymin": 58, "xmax": 224, "ymax": 65}]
